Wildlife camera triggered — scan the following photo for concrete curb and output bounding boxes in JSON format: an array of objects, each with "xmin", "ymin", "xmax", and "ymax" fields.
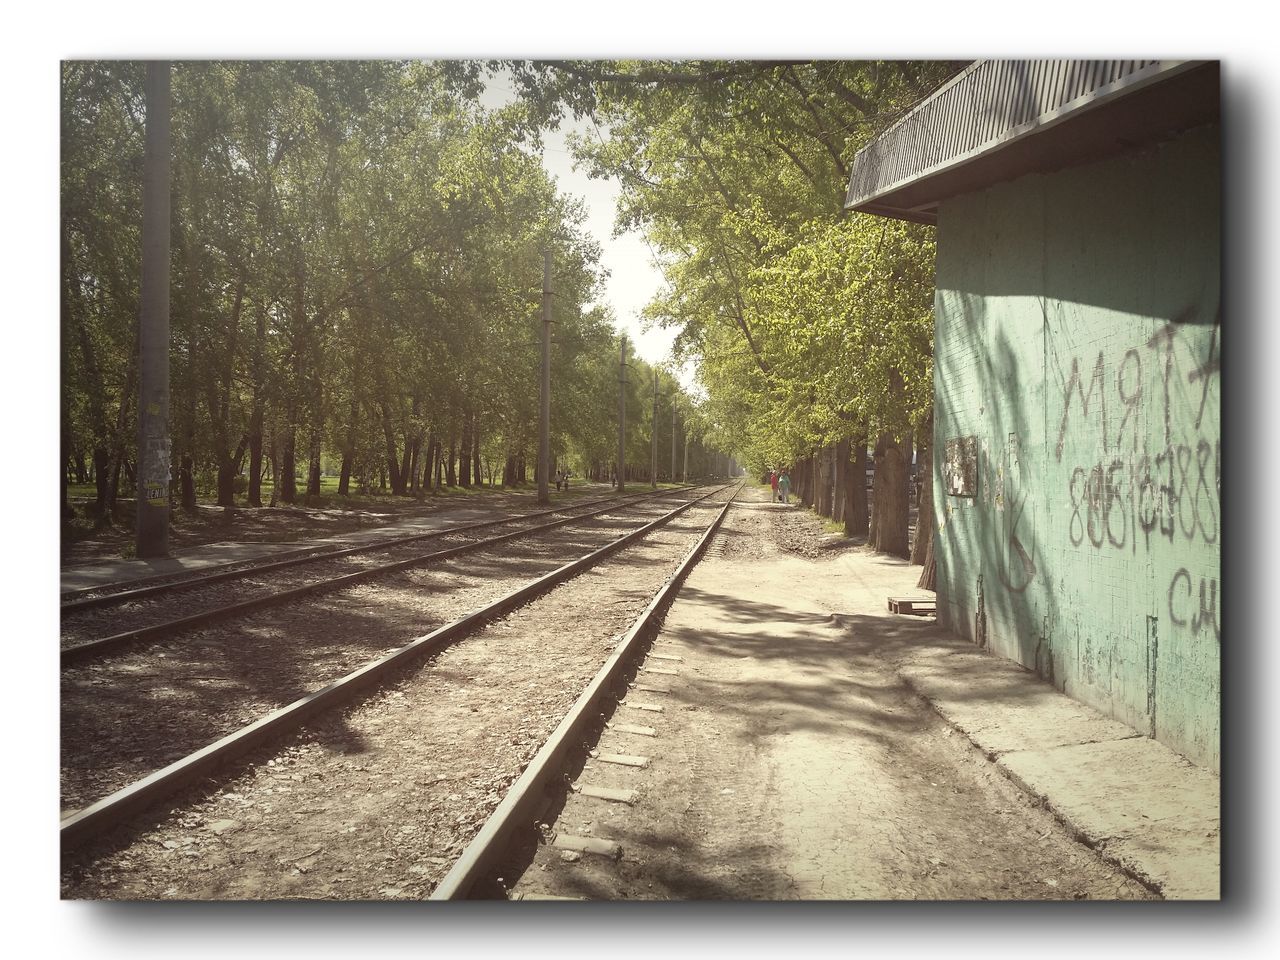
[{"xmin": 895, "ymin": 650, "xmax": 1220, "ymax": 900}]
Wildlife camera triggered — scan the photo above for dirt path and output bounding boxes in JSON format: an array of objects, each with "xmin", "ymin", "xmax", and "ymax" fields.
[{"xmin": 507, "ymin": 485, "xmax": 1154, "ymax": 900}]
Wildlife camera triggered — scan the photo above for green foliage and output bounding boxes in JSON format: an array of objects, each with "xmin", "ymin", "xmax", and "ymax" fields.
[
  {"xmin": 62, "ymin": 60, "xmax": 703, "ymax": 508},
  {"xmin": 495, "ymin": 60, "xmax": 957, "ymax": 474}
]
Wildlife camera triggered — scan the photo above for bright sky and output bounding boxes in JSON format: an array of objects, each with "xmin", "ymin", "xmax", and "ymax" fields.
[{"xmin": 478, "ymin": 69, "xmax": 691, "ymax": 383}]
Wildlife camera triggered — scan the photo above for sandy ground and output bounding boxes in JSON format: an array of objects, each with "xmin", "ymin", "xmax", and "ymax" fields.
[{"xmin": 505, "ymin": 485, "xmax": 1155, "ymax": 900}]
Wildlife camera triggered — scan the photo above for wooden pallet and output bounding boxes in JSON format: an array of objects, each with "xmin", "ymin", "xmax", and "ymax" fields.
[{"xmin": 888, "ymin": 596, "xmax": 937, "ymax": 616}]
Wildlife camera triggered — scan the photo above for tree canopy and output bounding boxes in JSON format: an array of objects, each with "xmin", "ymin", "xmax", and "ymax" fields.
[
  {"xmin": 492, "ymin": 59, "xmax": 957, "ymax": 474},
  {"xmin": 61, "ymin": 60, "xmax": 713, "ymax": 521}
]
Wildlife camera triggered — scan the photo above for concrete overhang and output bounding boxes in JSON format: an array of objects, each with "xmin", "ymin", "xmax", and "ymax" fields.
[{"xmin": 844, "ymin": 60, "xmax": 1220, "ymax": 225}]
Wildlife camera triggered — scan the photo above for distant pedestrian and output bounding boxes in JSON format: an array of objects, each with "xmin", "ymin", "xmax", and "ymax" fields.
[
  {"xmin": 770, "ymin": 469, "xmax": 779, "ymax": 501},
  {"xmin": 779, "ymin": 468, "xmax": 791, "ymax": 505}
]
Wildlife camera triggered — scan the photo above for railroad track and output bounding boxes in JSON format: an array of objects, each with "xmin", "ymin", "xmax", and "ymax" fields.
[
  {"xmin": 432, "ymin": 488, "xmax": 739, "ymax": 900},
  {"xmin": 60, "ymin": 486, "xmax": 691, "ymax": 611},
  {"xmin": 61, "ymin": 482, "xmax": 741, "ymax": 861},
  {"xmin": 60, "ymin": 484, "xmax": 703, "ymax": 665}
]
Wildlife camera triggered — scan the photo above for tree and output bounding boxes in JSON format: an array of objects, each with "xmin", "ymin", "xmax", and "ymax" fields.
[{"xmin": 489, "ymin": 59, "xmax": 955, "ymax": 557}]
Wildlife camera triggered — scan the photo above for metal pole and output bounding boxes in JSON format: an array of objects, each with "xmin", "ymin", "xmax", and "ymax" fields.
[
  {"xmin": 683, "ymin": 433, "xmax": 689, "ymax": 484},
  {"xmin": 537, "ymin": 251, "xmax": 552, "ymax": 505},
  {"xmin": 136, "ymin": 61, "xmax": 171, "ymax": 558},
  {"xmin": 617, "ymin": 337, "xmax": 627, "ymax": 493},
  {"xmin": 650, "ymin": 368, "xmax": 658, "ymax": 488}
]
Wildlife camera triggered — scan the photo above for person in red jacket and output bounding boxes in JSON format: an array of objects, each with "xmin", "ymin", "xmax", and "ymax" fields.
[{"xmin": 769, "ymin": 469, "xmax": 779, "ymax": 502}]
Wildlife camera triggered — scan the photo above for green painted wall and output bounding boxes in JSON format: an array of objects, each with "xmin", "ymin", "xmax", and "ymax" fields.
[{"xmin": 933, "ymin": 123, "xmax": 1220, "ymax": 770}]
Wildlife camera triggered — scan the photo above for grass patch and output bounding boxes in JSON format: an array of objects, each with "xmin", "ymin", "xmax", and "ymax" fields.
[{"xmin": 818, "ymin": 515, "xmax": 848, "ymax": 537}]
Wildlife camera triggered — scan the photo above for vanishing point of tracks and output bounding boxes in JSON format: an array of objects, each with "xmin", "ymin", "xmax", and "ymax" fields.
[{"xmin": 62, "ymin": 482, "xmax": 740, "ymax": 894}]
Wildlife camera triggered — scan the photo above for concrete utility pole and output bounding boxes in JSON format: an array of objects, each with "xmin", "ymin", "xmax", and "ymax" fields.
[
  {"xmin": 537, "ymin": 250, "xmax": 552, "ymax": 505},
  {"xmin": 650, "ymin": 367, "xmax": 658, "ymax": 489},
  {"xmin": 683, "ymin": 432, "xmax": 690, "ymax": 484},
  {"xmin": 617, "ymin": 337, "xmax": 627, "ymax": 493},
  {"xmin": 136, "ymin": 61, "xmax": 171, "ymax": 559}
]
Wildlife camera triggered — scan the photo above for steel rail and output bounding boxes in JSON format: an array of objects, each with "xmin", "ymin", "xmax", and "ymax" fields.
[
  {"xmin": 60, "ymin": 483, "xmax": 735, "ymax": 851},
  {"xmin": 431, "ymin": 482, "xmax": 742, "ymax": 900},
  {"xmin": 61, "ymin": 486, "xmax": 696, "ymax": 612},
  {"xmin": 61, "ymin": 485, "xmax": 706, "ymax": 667}
]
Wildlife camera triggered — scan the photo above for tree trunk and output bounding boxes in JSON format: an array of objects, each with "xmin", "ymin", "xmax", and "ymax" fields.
[
  {"xmin": 913, "ymin": 413, "xmax": 937, "ymax": 590},
  {"xmin": 446, "ymin": 438, "xmax": 457, "ymax": 486},
  {"xmin": 847, "ymin": 439, "xmax": 868, "ymax": 536},
  {"xmin": 818, "ymin": 445, "xmax": 834, "ymax": 517},
  {"xmin": 60, "ymin": 219, "xmax": 76, "ymax": 520},
  {"xmin": 103, "ymin": 335, "xmax": 139, "ymax": 517},
  {"xmin": 92, "ymin": 449, "xmax": 111, "ymax": 515},
  {"xmin": 307, "ymin": 428, "xmax": 321, "ymax": 497},
  {"xmin": 833, "ymin": 439, "xmax": 848, "ymax": 524},
  {"xmin": 216, "ymin": 459, "xmax": 235, "ymax": 507},
  {"xmin": 380, "ymin": 400, "xmax": 404, "ymax": 495},
  {"xmin": 871, "ymin": 432, "xmax": 909, "ymax": 557},
  {"xmin": 268, "ymin": 434, "xmax": 280, "ymax": 507},
  {"xmin": 68, "ymin": 231, "xmax": 113, "ymax": 519},
  {"xmin": 458, "ymin": 413, "xmax": 472, "ymax": 487},
  {"xmin": 247, "ymin": 303, "xmax": 267, "ymax": 507},
  {"xmin": 424, "ymin": 434, "xmax": 438, "ymax": 492},
  {"xmin": 338, "ymin": 452, "xmax": 353, "ymax": 497},
  {"xmin": 180, "ymin": 453, "xmax": 197, "ymax": 511},
  {"xmin": 248, "ymin": 411, "xmax": 264, "ymax": 507},
  {"xmin": 204, "ymin": 271, "xmax": 248, "ymax": 509},
  {"xmin": 407, "ymin": 438, "xmax": 421, "ymax": 494},
  {"xmin": 403, "ymin": 395, "xmax": 421, "ymax": 496},
  {"xmin": 471, "ymin": 413, "xmax": 482, "ymax": 488},
  {"xmin": 338, "ymin": 395, "xmax": 360, "ymax": 497},
  {"xmin": 831, "ymin": 453, "xmax": 840, "ymax": 521},
  {"xmin": 281, "ymin": 424, "xmax": 297, "ymax": 504}
]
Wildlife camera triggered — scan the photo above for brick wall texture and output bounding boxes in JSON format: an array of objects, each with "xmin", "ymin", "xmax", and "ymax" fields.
[{"xmin": 933, "ymin": 123, "xmax": 1220, "ymax": 770}]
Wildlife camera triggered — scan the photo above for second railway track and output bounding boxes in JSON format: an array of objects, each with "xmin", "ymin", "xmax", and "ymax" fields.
[
  {"xmin": 60, "ymin": 484, "xmax": 703, "ymax": 664},
  {"xmin": 61, "ymin": 483, "xmax": 740, "ymax": 857},
  {"xmin": 60, "ymin": 486, "xmax": 690, "ymax": 611}
]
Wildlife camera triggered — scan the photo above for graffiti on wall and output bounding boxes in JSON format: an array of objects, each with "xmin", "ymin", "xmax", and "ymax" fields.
[
  {"xmin": 1168, "ymin": 567, "xmax": 1220, "ymax": 640},
  {"xmin": 987, "ymin": 432, "xmax": 1037, "ymax": 593},
  {"xmin": 1055, "ymin": 313, "xmax": 1219, "ymax": 639}
]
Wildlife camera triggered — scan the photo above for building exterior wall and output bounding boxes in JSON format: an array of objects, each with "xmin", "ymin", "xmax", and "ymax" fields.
[{"xmin": 933, "ymin": 123, "xmax": 1220, "ymax": 770}]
